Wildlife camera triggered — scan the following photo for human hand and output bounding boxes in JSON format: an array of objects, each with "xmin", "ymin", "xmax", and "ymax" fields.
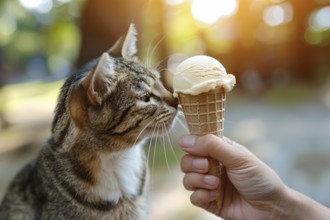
[{"xmin": 179, "ymin": 134, "xmax": 288, "ymax": 219}]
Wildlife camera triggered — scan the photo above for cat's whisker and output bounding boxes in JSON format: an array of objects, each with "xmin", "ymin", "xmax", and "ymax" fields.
[
  {"xmin": 146, "ymin": 121, "xmax": 159, "ymax": 172},
  {"xmin": 133, "ymin": 119, "xmax": 155, "ymax": 146},
  {"xmin": 145, "ymin": 33, "xmax": 161, "ymax": 68},
  {"xmin": 176, "ymin": 112, "xmax": 186, "ymax": 121},
  {"xmin": 177, "ymin": 109, "xmax": 185, "ymax": 116},
  {"xmin": 149, "ymin": 34, "xmax": 168, "ymax": 69},
  {"xmin": 150, "ymin": 123, "xmax": 161, "ymax": 191},
  {"xmin": 168, "ymin": 116, "xmax": 183, "ymax": 141},
  {"xmin": 145, "ymin": 35, "xmax": 154, "ymax": 68},
  {"xmin": 157, "ymin": 68, "xmax": 169, "ymax": 75},
  {"xmin": 163, "ymin": 121, "xmax": 180, "ymax": 165},
  {"xmin": 147, "ymin": 121, "xmax": 159, "ymax": 192},
  {"xmin": 161, "ymin": 123, "xmax": 172, "ymax": 174},
  {"xmin": 176, "ymin": 116, "xmax": 190, "ymax": 134},
  {"xmin": 153, "ymin": 56, "xmax": 171, "ymax": 72},
  {"xmin": 177, "ymin": 110, "xmax": 187, "ymax": 119},
  {"xmin": 176, "ymin": 109, "xmax": 186, "ymax": 118}
]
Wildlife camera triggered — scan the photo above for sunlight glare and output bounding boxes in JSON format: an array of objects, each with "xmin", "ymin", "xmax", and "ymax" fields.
[
  {"xmin": 263, "ymin": 3, "xmax": 293, "ymax": 26},
  {"xmin": 57, "ymin": 0, "xmax": 71, "ymax": 3},
  {"xmin": 18, "ymin": 0, "xmax": 53, "ymax": 13},
  {"xmin": 19, "ymin": 0, "xmax": 43, "ymax": 9},
  {"xmin": 165, "ymin": 0, "xmax": 185, "ymax": 6},
  {"xmin": 191, "ymin": 0, "xmax": 238, "ymax": 25},
  {"xmin": 309, "ymin": 6, "xmax": 330, "ymax": 31}
]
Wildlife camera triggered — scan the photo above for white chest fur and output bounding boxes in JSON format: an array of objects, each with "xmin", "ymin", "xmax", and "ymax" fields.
[{"xmin": 91, "ymin": 143, "xmax": 145, "ymax": 203}]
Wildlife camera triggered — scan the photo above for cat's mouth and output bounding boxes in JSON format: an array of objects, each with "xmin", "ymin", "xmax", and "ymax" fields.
[
  {"xmin": 132, "ymin": 107, "xmax": 178, "ymax": 144},
  {"xmin": 147, "ymin": 108, "xmax": 177, "ymax": 133},
  {"xmin": 156, "ymin": 110, "xmax": 175, "ymax": 125}
]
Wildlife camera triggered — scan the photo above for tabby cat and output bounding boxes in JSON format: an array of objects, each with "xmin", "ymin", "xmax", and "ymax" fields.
[{"xmin": 0, "ymin": 24, "xmax": 178, "ymax": 220}]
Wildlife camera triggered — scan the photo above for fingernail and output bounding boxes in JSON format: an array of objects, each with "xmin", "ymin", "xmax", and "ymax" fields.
[
  {"xmin": 204, "ymin": 175, "xmax": 219, "ymax": 186},
  {"xmin": 192, "ymin": 158, "xmax": 208, "ymax": 171},
  {"xmin": 179, "ymin": 135, "xmax": 196, "ymax": 148}
]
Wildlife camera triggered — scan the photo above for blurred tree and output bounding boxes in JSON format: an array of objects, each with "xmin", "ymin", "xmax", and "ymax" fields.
[
  {"xmin": 0, "ymin": 0, "xmax": 328, "ymax": 89},
  {"xmin": 76, "ymin": 0, "xmax": 148, "ymax": 68},
  {"xmin": 231, "ymin": 0, "xmax": 256, "ymax": 79},
  {"xmin": 288, "ymin": 0, "xmax": 320, "ymax": 79},
  {"xmin": 225, "ymin": 0, "xmax": 329, "ymax": 86}
]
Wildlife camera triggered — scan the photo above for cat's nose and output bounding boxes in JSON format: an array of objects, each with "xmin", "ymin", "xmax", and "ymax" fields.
[{"xmin": 164, "ymin": 96, "xmax": 178, "ymax": 109}]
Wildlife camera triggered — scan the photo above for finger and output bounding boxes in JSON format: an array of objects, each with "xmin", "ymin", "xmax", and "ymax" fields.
[
  {"xmin": 190, "ymin": 189, "xmax": 219, "ymax": 207},
  {"xmin": 179, "ymin": 134, "xmax": 256, "ymax": 169},
  {"xmin": 183, "ymin": 173, "xmax": 219, "ymax": 191},
  {"xmin": 181, "ymin": 154, "xmax": 209, "ymax": 174}
]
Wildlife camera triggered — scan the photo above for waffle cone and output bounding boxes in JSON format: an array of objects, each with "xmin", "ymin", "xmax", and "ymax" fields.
[
  {"xmin": 178, "ymin": 89, "xmax": 226, "ymax": 136},
  {"xmin": 178, "ymin": 88, "xmax": 227, "ymax": 211}
]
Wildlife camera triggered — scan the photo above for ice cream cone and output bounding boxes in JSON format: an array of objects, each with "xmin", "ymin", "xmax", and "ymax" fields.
[
  {"xmin": 178, "ymin": 87, "xmax": 226, "ymax": 210},
  {"xmin": 173, "ymin": 55, "xmax": 235, "ymax": 212}
]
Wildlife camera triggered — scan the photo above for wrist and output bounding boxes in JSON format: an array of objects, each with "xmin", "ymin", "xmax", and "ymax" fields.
[
  {"xmin": 267, "ymin": 186, "xmax": 295, "ymax": 219},
  {"xmin": 277, "ymin": 186, "xmax": 330, "ymax": 220}
]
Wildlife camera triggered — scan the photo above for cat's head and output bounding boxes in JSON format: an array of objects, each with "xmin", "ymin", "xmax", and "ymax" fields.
[{"xmin": 53, "ymin": 24, "xmax": 178, "ymax": 149}]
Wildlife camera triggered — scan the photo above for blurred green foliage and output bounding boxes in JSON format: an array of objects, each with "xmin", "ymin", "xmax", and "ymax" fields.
[
  {"xmin": 0, "ymin": 0, "xmax": 329, "ymax": 83},
  {"xmin": 0, "ymin": 0, "xmax": 82, "ymax": 74}
]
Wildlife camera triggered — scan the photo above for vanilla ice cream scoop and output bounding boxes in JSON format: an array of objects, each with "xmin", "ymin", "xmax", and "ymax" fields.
[{"xmin": 173, "ymin": 55, "xmax": 236, "ymax": 97}]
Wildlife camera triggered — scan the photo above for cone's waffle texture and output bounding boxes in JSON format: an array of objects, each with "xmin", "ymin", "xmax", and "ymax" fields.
[
  {"xmin": 178, "ymin": 88, "xmax": 227, "ymax": 211},
  {"xmin": 178, "ymin": 89, "xmax": 226, "ymax": 137}
]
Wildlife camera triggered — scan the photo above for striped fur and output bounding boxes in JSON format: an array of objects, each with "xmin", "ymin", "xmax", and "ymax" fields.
[{"xmin": 0, "ymin": 24, "xmax": 178, "ymax": 220}]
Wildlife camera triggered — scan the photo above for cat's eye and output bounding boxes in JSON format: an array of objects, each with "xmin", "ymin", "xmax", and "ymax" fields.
[{"xmin": 142, "ymin": 96, "xmax": 151, "ymax": 102}]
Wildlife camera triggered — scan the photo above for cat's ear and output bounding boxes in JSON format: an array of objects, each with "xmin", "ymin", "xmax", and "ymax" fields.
[
  {"xmin": 108, "ymin": 23, "xmax": 138, "ymax": 59},
  {"xmin": 82, "ymin": 53, "xmax": 116, "ymax": 105},
  {"xmin": 121, "ymin": 23, "xmax": 138, "ymax": 58}
]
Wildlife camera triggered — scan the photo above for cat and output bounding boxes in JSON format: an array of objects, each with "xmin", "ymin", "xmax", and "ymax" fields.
[{"xmin": 0, "ymin": 24, "xmax": 178, "ymax": 220}]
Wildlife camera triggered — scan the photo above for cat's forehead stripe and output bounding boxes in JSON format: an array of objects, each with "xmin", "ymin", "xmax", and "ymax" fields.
[{"xmin": 119, "ymin": 61, "xmax": 156, "ymax": 79}]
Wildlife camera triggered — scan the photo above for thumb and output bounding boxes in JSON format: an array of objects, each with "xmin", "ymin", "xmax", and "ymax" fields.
[{"xmin": 179, "ymin": 134, "xmax": 255, "ymax": 169}]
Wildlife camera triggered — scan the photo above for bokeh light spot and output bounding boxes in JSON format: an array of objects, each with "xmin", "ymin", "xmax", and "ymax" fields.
[
  {"xmin": 18, "ymin": 0, "xmax": 53, "ymax": 13},
  {"xmin": 264, "ymin": 5, "xmax": 285, "ymax": 26},
  {"xmin": 309, "ymin": 6, "xmax": 330, "ymax": 31},
  {"xmin": 191, "ymin": 0, "xmax": 238, "ymax": 25},
  {"xmin": 263, "ymin": 3, "xmax": 293, "ymax": 27},
  {"xmin": 57, "ymin": 0, "xmax": 71, "ymax": 3},
  {"xmin": 18, "ymin": 0, "xmax": 43, "ymax": 9},
  {"xmin": 0, "ymin": 13, "xmax": 17, "ymax": 44}
]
